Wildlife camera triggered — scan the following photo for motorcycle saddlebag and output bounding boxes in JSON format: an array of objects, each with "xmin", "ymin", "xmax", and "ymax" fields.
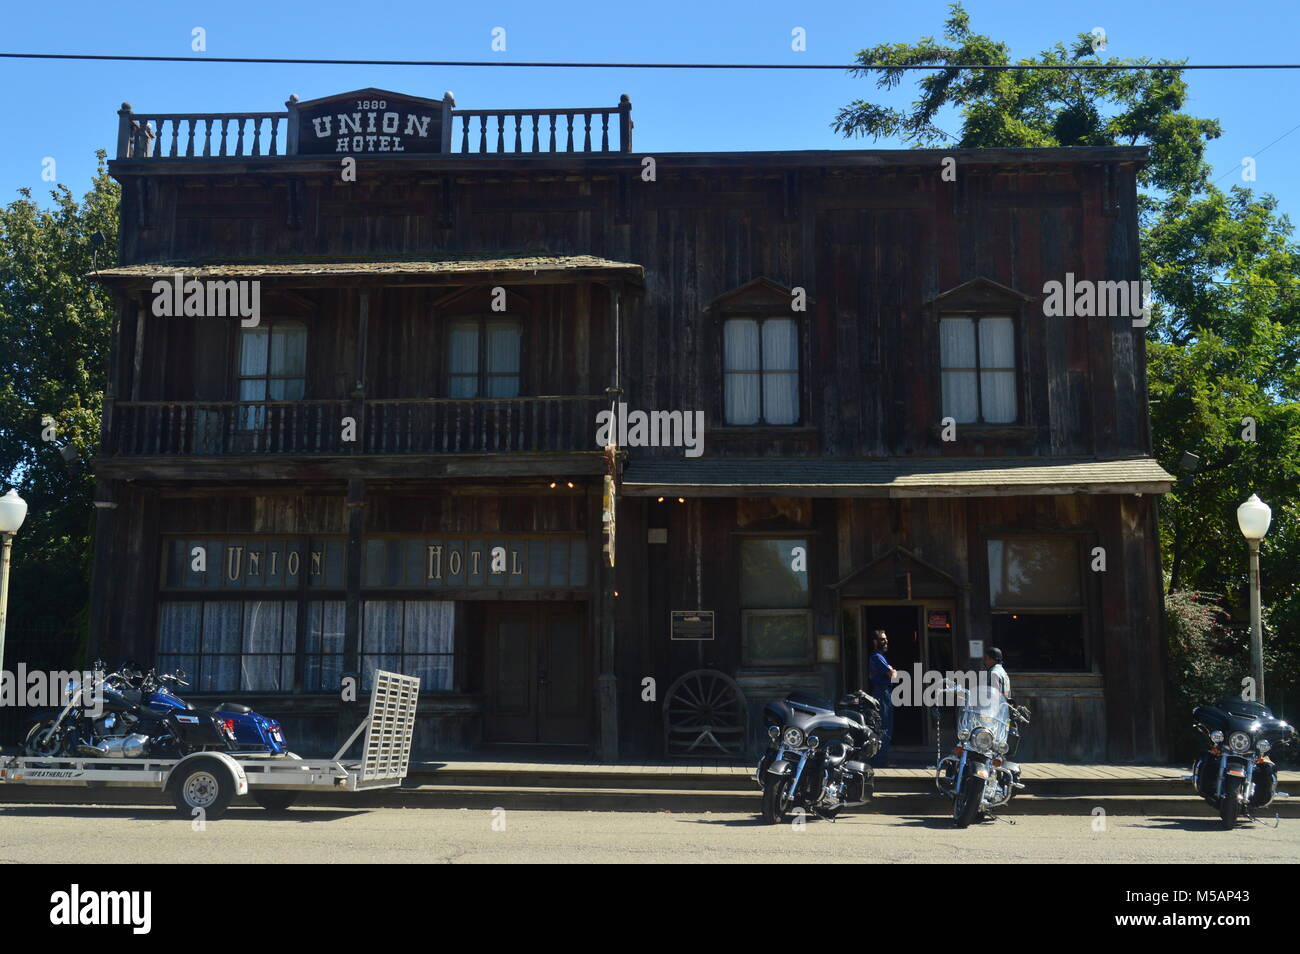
[{"xmin": 167, "ymin": 710, "xmax": 228, "ymax": 750}]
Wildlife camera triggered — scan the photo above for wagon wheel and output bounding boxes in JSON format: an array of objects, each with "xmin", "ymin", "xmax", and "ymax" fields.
[{"xmin": 663, "ymin": 669, "xmax": 748, "ymax": 758}]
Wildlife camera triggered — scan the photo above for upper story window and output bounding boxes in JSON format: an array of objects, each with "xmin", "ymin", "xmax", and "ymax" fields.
[
  {"xmin": 237, "ymin": 321, "xmax": 306, "ymax": 430},
  {"xmin": 238, "ymin": 321, "xmax": 307, "ymax": 402},
  {"xmin": 710, "ymin": 279, "xmax": 809, "ymax": 428},
  {"xmin": 447, "ymin": 317, "xmax": 522, "ymax": 398},
  {"xmin": 723, "ymin": 318, "xmax": 799, "ymax": 425},
  {"xmin": 939, "ymin": 315, "xmax": 1017, "ymax": 424}
]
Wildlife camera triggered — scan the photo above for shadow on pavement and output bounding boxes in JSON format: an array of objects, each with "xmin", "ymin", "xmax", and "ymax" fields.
[{"xmin": 0, "ymin": 805, "xmax": 368, "ymax": 823}]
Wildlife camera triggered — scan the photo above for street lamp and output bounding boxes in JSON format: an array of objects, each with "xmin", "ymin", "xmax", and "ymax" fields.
[
  {"xmin": 0, "ymin": 488, "xmax": 28, "ymax": 673},
  {"xmin": 1236, "ymin": 494, "xmax": 1272, "ymax": 704}
]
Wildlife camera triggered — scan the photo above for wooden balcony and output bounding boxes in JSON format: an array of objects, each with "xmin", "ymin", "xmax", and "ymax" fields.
[
  {"xmin": 108, "ymin": 396, "xmax": 607, "ymax": 457},
  {"xmin": 116, "ymin": 96, "xmax": 633, "ymax": 160}
]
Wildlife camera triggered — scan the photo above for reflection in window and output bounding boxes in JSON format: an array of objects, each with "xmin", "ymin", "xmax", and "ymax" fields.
[
  {"xmin": 986, "ymin": 537, "xmax": 1086, "ymax": 671},
  {"xmin": 740, "ymin": 538, "xmax": 811, "ymax": 665}
]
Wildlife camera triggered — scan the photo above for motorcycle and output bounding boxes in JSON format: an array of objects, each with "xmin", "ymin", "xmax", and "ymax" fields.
[
  {"xmin": 1190, "ymin": 697, "xmax": 1295, "ymax": 828},
  {"xmin": 22, "ymin": 661, "xmax": 286, "ymax": 760},
  {"xmin": 935, "ymin": 683, "xmax": 1030, "ymax": 827},
  {"xmin": 756, "ymin": 690, "xmax": 881, "ymax": 824}
]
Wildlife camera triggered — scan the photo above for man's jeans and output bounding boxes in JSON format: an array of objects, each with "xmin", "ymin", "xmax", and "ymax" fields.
[{"xmin": 871, "ymin": 693, "xmax": 893, "ymax": 767}]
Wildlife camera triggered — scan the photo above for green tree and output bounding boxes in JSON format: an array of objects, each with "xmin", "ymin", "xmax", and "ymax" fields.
[{"xmin": 0, "ymin": 150, "xmax": 119, "ymax": 648}]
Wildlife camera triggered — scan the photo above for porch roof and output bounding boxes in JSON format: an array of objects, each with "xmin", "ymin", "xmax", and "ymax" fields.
[
  {"xmin": 90, "ymin": 253, "xmax": 645, "ymax": 288},
  {"xmin": 620, "ymin": 456, "xmax": 1175, "ymax": 498}
]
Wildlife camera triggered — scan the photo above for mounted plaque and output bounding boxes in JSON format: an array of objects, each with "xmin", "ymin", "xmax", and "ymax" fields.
[
  {"xmin": 294, "ymin": 88, "xmax": 451, "ymax": 155},
  {"xmin": 670, "ymin": 610, "xmax": 715, "ymax": 640}
]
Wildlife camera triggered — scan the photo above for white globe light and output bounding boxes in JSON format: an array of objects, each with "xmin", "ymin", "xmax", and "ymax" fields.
[
  {"xmin": 1236, "ymin": 494, "xmax": 1272, "ymax": 541},
  {"xmin": 0, "ymin": 489, "xmax": 27, "ymax": 534}
]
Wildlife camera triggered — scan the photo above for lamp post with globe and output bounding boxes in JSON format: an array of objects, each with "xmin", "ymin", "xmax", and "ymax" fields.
[
  {"xmin": 0, "ymin": 488, "xmax": 29, "ymax": 673},
  {"xmin": 1236, "ymin": 494, "xmax": 1273, "ymax": 704}
]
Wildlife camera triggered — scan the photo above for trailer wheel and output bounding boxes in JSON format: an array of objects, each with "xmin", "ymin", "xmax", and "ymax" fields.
[
  {"xmin": 170, "ymin": 760, "xmax": 236, "ymax": 821},
  {"xmin": 252, "ymin": 790, "xmax": 300, "ymax": 813}
]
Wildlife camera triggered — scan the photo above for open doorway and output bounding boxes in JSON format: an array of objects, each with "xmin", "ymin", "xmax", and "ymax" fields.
[{"xmin": 860, "ymin": 605, "xmax": 924, "ymax": 746}]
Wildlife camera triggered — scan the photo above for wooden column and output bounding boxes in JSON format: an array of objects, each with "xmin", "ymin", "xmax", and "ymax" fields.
[
  {"xmin": 338, "ymin": 478, "xmax": 366, "ymax": 753},
  {"xmin": 87, "ymin": 480, "xmax": 119, "ymax": 661}
]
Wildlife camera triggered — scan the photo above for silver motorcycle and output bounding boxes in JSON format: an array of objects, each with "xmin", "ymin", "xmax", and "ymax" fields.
[{"xmin": 935, "ymin": 684, "xmax": 1030, "ymax": 827}]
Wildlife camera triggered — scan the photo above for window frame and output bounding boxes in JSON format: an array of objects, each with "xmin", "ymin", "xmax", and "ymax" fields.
[
  {"xmin": 737, "ymin": 533, "xmax": 815, "ymax": 668},
  {"xmin": 444, "ymin": 314, "xmax": 525, "ymax": 399},
  {"xmin": 926, "ymin": 278, "xmax": 1034, "ymax": 435},
  {"xmin": 982, "ymin": 532, "xmax": 1093, "ymax": 673},
  {"xmin": 720, "ymin": 315, "xmax": 804, "ymax": 427},
  {"xmin": 938, "ymin": 313, "xmax": 1021, "ymax": 426},
  {"xmin": 233, "ymin": 319, "xmax": 310, "ymax": 432}
]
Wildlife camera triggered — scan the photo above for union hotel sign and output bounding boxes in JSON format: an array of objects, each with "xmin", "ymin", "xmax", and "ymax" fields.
[
  {"xmin": 164, "ymin": 536, "xmax": 588, "ymax": 591},
  {"xmin": 295, "ymin": 89, "xmax": 448, "ymax": 155}
]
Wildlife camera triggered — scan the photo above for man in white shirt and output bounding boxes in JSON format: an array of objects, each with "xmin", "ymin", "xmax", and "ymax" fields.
[{"xmin": 983, "ymin": 647, "xmax": 1018, "ymax": 757}]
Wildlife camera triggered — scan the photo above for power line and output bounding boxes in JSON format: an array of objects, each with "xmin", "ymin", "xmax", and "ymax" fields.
[
  {"xmin": 2, "ymin": 52, "xmax": 1300, "ymax": 70},
  {"xmin": 1213, "ymin": 118, "xmax": 1300, "ymax": 186}
]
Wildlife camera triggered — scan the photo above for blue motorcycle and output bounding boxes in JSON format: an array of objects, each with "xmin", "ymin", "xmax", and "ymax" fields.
[{"xmin": 22, "ymin": 661, "xmax": 286, "ymax": 760}]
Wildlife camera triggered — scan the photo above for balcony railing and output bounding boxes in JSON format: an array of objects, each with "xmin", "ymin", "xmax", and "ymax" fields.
[
  {"xmin": 109, "ymin": 396, "xmax": 607, "ymax": 456},
  {"xmin": 116, "ymin": 96, "xmax": 632, "ymax": 160}
]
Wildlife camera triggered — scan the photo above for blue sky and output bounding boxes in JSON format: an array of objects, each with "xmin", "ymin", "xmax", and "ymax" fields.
[{"xmin": 4, "ymin": 0, "xmax": 1300, "ymax": 220}]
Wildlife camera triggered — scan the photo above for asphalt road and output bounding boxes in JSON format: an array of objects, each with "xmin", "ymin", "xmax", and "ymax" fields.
[{"xmin": 1, "ymin": 803, "xmax": 1298, "ymax": 863}]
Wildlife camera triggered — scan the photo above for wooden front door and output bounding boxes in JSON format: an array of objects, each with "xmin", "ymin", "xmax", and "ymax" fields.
[{"xmin": 484, "ymin": 604, "xmax": 589, "ymax": 744}]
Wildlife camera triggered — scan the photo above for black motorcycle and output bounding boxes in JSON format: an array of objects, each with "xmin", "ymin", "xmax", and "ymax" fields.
[
  {"xmin": 755, "ymin": 690, "xmax": 881, "ymax": 824},
  {"xmin": 1190, "ymin": 697, "xmax": 1295, "ymax": 828}
]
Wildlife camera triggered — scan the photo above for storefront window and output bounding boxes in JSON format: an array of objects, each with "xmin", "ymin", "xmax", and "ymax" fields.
[
  {"xmin": 361, "ymin": 600, "xmax": 455, "ymax": 691},
  {"xmin": 740, "ymin": 538, "xmax": 812, "ymax": 665},
  {"xmin": 158, "ymin": 600, "xmax": 296, "ymax": 692},
  {"xmin": 987, "ymin": 537, "xmax": 1087, "ymax": 670}
]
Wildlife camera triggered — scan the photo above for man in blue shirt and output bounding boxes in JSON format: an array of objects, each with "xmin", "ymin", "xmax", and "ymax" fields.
[{"xmin": 867, "ymin": 630, "xmax": 896, "ymax": 767}]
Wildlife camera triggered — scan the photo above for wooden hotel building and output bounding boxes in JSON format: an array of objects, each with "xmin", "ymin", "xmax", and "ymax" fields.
[{"xmin": 89, "ymin": 87, "xmax": 1174, "ymax": 762}]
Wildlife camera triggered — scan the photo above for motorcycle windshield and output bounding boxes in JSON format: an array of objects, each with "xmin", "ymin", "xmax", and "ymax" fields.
[{"xmin": 957, "ymin": 686, "xmax": 1010, "ymax": 750}]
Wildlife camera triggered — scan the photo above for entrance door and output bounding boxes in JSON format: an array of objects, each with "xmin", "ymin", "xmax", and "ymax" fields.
[
  {"xmin": 484, "ymin": 604, "xmax": 589, "ymax": 744},
  {"xmin": 860, "ymin": 605, "xmax": 924, "ymax": 746}
]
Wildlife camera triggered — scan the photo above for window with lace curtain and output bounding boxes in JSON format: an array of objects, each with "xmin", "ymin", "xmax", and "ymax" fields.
[
  {"xmin": 447, "ymin": 317, "xmax": 522, "ymax": 397},
  {"xmin": 722, "ymin": 317, "xmax": 800, "ymax": 425},
  {"xmin": 939, "ymin": 315, "xmax": 1018, "ymax": 424}
]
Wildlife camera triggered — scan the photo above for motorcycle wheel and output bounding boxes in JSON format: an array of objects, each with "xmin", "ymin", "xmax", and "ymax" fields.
[
  {"xmin": 954, "ymin": 778, "xmax": 984, "ymax": 829},
  {"xmin": 1219, "ymin": 776, "xmax": 1242, "ymax": 830},
  {"xmin": 23, "ymin": 720, "xmax": 66, "ymax": 759},
  {"xmin": 252, "ymin": 790, "xmax": 300, "ymax": 813},
  {"xmin": 760, "ymin": 774, "xmax": 792, "ymax": 825}
]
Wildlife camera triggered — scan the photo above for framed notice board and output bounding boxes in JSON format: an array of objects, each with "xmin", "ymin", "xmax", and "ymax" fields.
[{"xmin": 671, "ymin": 611, "xmax": 715, "ymax": 640}]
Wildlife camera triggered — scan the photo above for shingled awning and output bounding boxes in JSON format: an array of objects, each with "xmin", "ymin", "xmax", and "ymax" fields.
[
  {"xmin": 621, "ymin": 457, "xmax": 1174, "ymax": 498},
  {"xmin": 90, "ymin": 254, "xmax": 644, "ymax": 287}
]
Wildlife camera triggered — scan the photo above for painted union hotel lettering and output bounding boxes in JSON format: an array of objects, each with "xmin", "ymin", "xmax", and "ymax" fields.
[{"xmin": 88, "ymin": 86, "xmax": 1174, "ymax": 762}]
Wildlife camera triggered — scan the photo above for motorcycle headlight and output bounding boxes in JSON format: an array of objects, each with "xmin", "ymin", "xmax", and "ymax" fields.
[
  {"xmin": 768, "ymin": 725, "xmax": 781, "ymax": 740},
  {"xmin": 957, "ymin": 729, "xmax": 970, "ymax": 741},
  {"xmin": 1209, "ymin": 730, "xmax": 1224, "ymax": 744},
  {"xmin": 782, "ymin": 727, "xmax": 805, "ymax": 748},
  {"xmin": 806, "ymin": 735, "xmax": 820, "ymax": 750},
  {"xmin": 970, "ymin": 728, "xmax": 994, "ymax": 752},
  {"xmin": 1228, "ymin": 731, "xmax": 1251, "ymax": 754},
  {"xmin": 994, "ymin": 740, "xmax": 1009, "ymax": 755},
  {"xmin": 1258, "ymin": 739, "xmax": 1272, "ymax": 755}
]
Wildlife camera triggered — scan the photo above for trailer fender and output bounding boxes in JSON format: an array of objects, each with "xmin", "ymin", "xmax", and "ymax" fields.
[{"xmin": 165, "ymin": 752, "xmax": 248, "ymax": 797}]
